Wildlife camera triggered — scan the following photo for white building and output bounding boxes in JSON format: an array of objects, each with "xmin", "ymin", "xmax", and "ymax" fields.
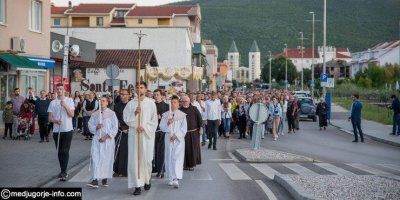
[
  {"xmin": 248, "ymin": 40, "xmax": 261, "ymax": 81},
  {"xmin": 351, "ymin": 40, "xmax": 400, "ymax": 77},
  {"xmin": 227, "ymin": 40, "xmax": 239, "ymax": 81},
  {"xmin": 275, "ymin": 46, "xmax": 351, "ymax": 72},
  {"xmin": 236, "ymin": 66, "xmax": 249, "ymax": 83},
  {"xmin": 205, "ymin": 41, "xmax": 218, "ymax": 90}
]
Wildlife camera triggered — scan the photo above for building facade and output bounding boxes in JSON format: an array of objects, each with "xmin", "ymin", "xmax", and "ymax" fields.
[
  {"xmin": 0, "ymin": 0, "xmax": 54, "ymax": 108},
  {"xmin": 275, "ymin": 46, "xmax": 351, "ymax": 72},
  {"xmin": 236, "ymin": 66, "xmax": 249, "ymax": 84},
  {"xmin": 248, "ymin": 40, "xmax": 261, "ymax": 81},
  {"xmin": 51, "ymin": 3, "xmax": 201, "ymax": 90},
  {"xmin": 351, "ymin": 40, "xmax": 400, "ymax": 78},
  {"xmin": 227, "ymin": 40, "xmax": 239, "ymax": 81}
]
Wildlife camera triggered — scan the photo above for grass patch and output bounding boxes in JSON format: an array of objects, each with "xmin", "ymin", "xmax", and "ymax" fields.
[{"xmin": 333, "ymin": 97, "xmax": 393, "ymax": 125}]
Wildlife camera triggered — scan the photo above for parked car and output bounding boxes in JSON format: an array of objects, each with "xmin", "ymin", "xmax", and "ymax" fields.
[{"xmin": 298, "ymin": 97, "xmax": 317, "ymax": 121}]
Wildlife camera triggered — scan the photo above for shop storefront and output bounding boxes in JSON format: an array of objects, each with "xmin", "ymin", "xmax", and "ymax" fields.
[{"xmin": 0, "ymin": 53, "xmax": 54, "ymax": 120}]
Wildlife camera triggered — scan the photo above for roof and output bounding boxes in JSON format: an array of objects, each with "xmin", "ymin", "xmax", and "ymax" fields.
[
  {"xmin": 370, "ymin": 40, "xmax": 400, "ymax": 51},
  {"xmin": 228, "ymin": 41, "xmax": 239, "ymax": 53},
  {"xmin": 336, "ymin": 48, "xmax": 348, "ymax": 52},
  {"xmin": 51, "ymin": 6, "xmax": 69, "ymax": 15},
  {"xmin": 126, "ymin": 6, "xmax": 194, "ymax": 17},
  {"xmin": 250, "ymin": 40, "xmax": 260, "ymax": 52},
  {"xmin": 336, "ymin": 52, "xmax": 351, "ymax": 59},
  {"xmin": 275, "ymin": 48, "xmax": 320, "ymax": 59},
  {"xmin": 69, "ymin": 49, "xmax": 158, "ymax": 69},
  {"xmin": 65, "ymin": 3, "xmax": 135, "ymax": 14}
]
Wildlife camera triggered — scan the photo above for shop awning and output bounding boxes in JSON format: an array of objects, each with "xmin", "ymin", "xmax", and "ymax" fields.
[
  {"xmin": 26, "ymin": 57, "xmax": 56, "ymax": 69},
  {"xmin": 0, "ymin": 53, "xmax": 38, "ymax": 68}
]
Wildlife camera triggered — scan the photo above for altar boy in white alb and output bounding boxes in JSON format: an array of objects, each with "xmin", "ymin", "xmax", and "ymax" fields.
[
  {"xmin": 87, "ymin": 97, "xmax": 118, "ymax": 188},
  {"xmin": 160, "ymin": 95, "xmax": 187, "ymax": 188}
]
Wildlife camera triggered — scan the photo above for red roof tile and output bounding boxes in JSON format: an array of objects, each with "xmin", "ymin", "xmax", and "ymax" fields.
[
  {"xmin": 51, "ymin": 6, "xmax": 69, "ymax": 15},
  {"xmin": 66, "ymin": 3, "xmax": 135, "ymax": 14},
  {"xmin": 69, "ymin": 49, "xmax": 158, "ymax": 69},
  {"xmin": 126, "ymin": 6, "xmax": 194, "ymax": 17},
  {"xmin": 275, "ymin": 48, "xmax": 320, "ymax": 59},
  {"xmin": 336, "ymin": 52, "xmax": 351, "ymax": 59}
]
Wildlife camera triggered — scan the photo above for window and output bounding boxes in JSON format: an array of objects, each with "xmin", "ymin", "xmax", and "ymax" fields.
[
  {"xmin": 96, "ymin": 17, "xmax": 103, "ymax": 26},
  {"xmin": 217, "ymin": 67, "xmax": 220, "ymax": 73},
  {"xmin": 53, "ymin": 18, "xmax": 61, "ymax": 26},
  {"xmin": 115, "ymin": 11, "xmax": 126, "ymax": 18},
  {"xmin": 138, "ymin": 19, "xmax": 143, "ymax": 24},
  {"xmin": 29, "ymin": 0, "xmax": 42, "ymax": 32},
  {"xmin": 0, "ymin": 0, "xmax": 5, "ymax": 24}
]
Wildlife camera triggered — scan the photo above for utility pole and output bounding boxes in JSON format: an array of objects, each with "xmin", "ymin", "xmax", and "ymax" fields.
[
  {"xmin": 298, "ymin": 32, "xmax": 307, "ymax": 90},
  {"xmin": 308, "ymin": 12, "xmax": 320, "ymax": 99},
  {"xmin": 284, "ymin": 43, "xmax": 288, "ymax": 89},
  {"xmin": 269, "ymin": 51, "xmax": 272, "ymax": 89},
  {"xmin": 322, "ymin": 0, "xmax": 327, "ymax": 97}
]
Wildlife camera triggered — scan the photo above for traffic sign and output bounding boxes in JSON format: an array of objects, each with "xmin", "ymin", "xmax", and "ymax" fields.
[
  {"xmin": 106, "ymin": 64, "xmax": 120, "ymax": 79},
  {"xmin": 326, "ymin": 78, "xmax": 335, "ymax": 88},
  {"xmin": 320, "ymin": 73, "xmax": 328, "ymax": 82},
  {"xmin": 310, "ymin": 82, "xmax": 315, "ymax": 88}
]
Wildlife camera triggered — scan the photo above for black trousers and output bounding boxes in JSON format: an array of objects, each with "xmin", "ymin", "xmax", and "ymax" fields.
[
  {"xmin": 48, "ymin": 123, "xmax": 53, "ymax": 135},
  {"xmin": 351, "ymin": 119, "xmax": 364, "ymax": 141},
  {"xmin": 53, "ymin": 131, "xmax": 73, "ymax": 173},
  {"xmin": 207, "ymin": 120, "xmax": 218, "ymax": 148},
  {"xmin": 154, "ymin": 131, "xmax": 165, "ymax": 173},
  {"xmin": 237, "ymin": 117, "xmax": 247, "ymax": 138},
  {"xmin": 4, "ymin": 123, "xmax": 13, "ymax": 138},
  {"xmin": 83, "ymin": 116, "xmax": 93, "ymax": 137},
  {"xmin": 38, "ymin": 115, "xmax": 49, "ymax": 140},
  {"xmin": 287, "ymin": 114, "xmax": 296, "ymax": 131}
]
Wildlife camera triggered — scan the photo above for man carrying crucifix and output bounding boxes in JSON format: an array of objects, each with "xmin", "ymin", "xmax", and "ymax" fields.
[{"xmin": 123, "ymin": 82, "xmax": 158, "ymax": 196}]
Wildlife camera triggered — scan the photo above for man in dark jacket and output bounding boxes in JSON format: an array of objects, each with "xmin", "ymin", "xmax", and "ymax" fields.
[
  {"xmin": 35, "ymin": 90, "xmax": 51, "ymax": 142},
  {"xmin": 390, "ymin": 95, "xmax": 400, "ymax": 136},
  {"xmin": 348, "ymin": 94, "xmax": 364, "ymax": 143}
]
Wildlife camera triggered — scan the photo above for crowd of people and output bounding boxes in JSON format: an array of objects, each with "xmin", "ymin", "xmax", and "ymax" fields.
[{"xmin": 9, "ymin": 83, "xmax": 399, "ymax": 195}]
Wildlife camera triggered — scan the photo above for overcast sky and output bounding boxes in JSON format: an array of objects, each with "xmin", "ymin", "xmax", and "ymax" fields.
[{"xmin": 51, "ymin": 0, "xmax": 189, "ymax": 6}]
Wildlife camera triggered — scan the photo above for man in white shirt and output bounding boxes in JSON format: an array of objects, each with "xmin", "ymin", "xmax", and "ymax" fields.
[
  {"xmin": 48, "ymin": 83, "xmax": 75, "ymax": 181},
  {"xmin": 191, "ymin": 93, "xmax": 207, "ymax": 146},
  {"xmin": 205, "ymin": 92, "xmax": 221, "ymax": 150}
]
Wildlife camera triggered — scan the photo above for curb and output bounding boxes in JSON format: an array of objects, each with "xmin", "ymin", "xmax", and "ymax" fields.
[
  {"xmin": 330, "ymin": 123, "xmax": 400, "ymax": 147},
  {"xmin": 37, "ymin": 156, "xmax": 90, "ymax": 187},
  {"xmin": 274, "ymin": 174, "xmax": 317, "ymax": 200},
  {"xmin": 233, "ymin": 149, "xmax": 316, "ymax": 163}
]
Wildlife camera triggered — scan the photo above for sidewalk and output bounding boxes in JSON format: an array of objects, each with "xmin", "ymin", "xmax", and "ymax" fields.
[
  {"xmin": 330, "ymin": 103, "xmax": 400, "ymax": 147},
  {"xmin": 0, "ymin": 130, "xmax": 91, "ymax": 187}
]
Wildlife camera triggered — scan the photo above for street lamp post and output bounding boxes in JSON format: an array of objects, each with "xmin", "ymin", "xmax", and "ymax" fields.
[
  {"xmin": 322, "ymin": 0, "xmax": 327, "ymax": 97},
  {"xmin": 269, "ymin": 51, "xmax": 272, "ymax": 89},
  {"xmin": 284, "ymin": 43, "xmax": 288, "ymax": 89},
  {"xmin": 298, "ymin": 32, "xmax": 307, "ymax": 90},
  {"xmin": 310, "ymin": 11, "xmax": 316, "ymax": 99}
]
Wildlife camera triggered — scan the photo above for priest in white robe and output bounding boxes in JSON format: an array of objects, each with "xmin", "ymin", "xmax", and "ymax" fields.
[
  {"xmin": 87, "ymin": 97, "xmax": 118, "ymax": 188},
  {"xmin": 123, "ymin": 82, "xmax": 158, "ymax": 196},
  {"xmin": 159, "ymin": 95, "xmax": 187, "ymax": 188}
]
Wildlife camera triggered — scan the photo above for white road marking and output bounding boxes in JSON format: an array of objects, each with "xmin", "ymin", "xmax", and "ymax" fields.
[
  {"xmin": 255, "ymin": 180, "xmax": 278, "ymax": 200},
  {"xmin": 314, "ymin": 163, "xmax": 356, "ymax": 176},
  {"xmin": 219, "ymin": 163, "xmax": 251, "ymax": 180},
  {"xmin": 69, "ymin": 164, "xmax": 91, "ymax": 182},
  {"xmin": 283, "ymin": 163, "xmax": 319, "ymax": 176},
  {"xmin": 250, "ymin": 164, "xmax": 280, "ymax": 179},
  {"xmin": 347, "ymin": 163, "xmax": 400, "ymax": 179},
  {"xmin": 227, "ymin": 152, "xmax": 240, "ymax": 162}
]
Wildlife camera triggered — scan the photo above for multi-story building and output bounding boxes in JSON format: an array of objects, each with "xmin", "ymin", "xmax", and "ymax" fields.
[
  {"xmin": 0, "ymin": 0, "xmax": 54, "ymax": 111},
  {"xmin": 51, "ymin": 3, "xmax": 202, "ymax": 90},
  {"xmin": 275, "ymin": 46, "xmax": 351, "ymax": 72},
  {"xmin": 248, "ymin": 40, "xmax": 260, "ymax": 81},
  {"xmin": 236, "ymin": 66, "xmax": 249, "ymax": 84},
  {"xmin": 204, "ymin": 40, "xmax": 218, "ymax": 90},
  {"xmin": 351, "ymin": 40, "xmax": 400, "ymax": 78},
  {"xmin": 227, "ymin": 40, "xmax": 239, "ymax": 81}
]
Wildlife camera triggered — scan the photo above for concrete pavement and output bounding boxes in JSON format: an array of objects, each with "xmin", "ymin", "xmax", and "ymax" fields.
[{"xmin": 330, "ymin": 103, "xmax": 400, "ymax": 147}]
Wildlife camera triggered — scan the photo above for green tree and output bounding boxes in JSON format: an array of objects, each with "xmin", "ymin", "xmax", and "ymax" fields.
[
  {"xmin": 364, "ymin": 63, "xmax": 386, "ymax": 88},
  {"xmin": 261, "ymin": 56, "xmax": 297, "ymax": 85}
]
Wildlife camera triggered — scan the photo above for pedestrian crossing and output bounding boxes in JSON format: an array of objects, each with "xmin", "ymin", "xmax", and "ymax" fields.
[{"xmin": 218, "ymin": 162, "xmax": 400, "ymax": 180}]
